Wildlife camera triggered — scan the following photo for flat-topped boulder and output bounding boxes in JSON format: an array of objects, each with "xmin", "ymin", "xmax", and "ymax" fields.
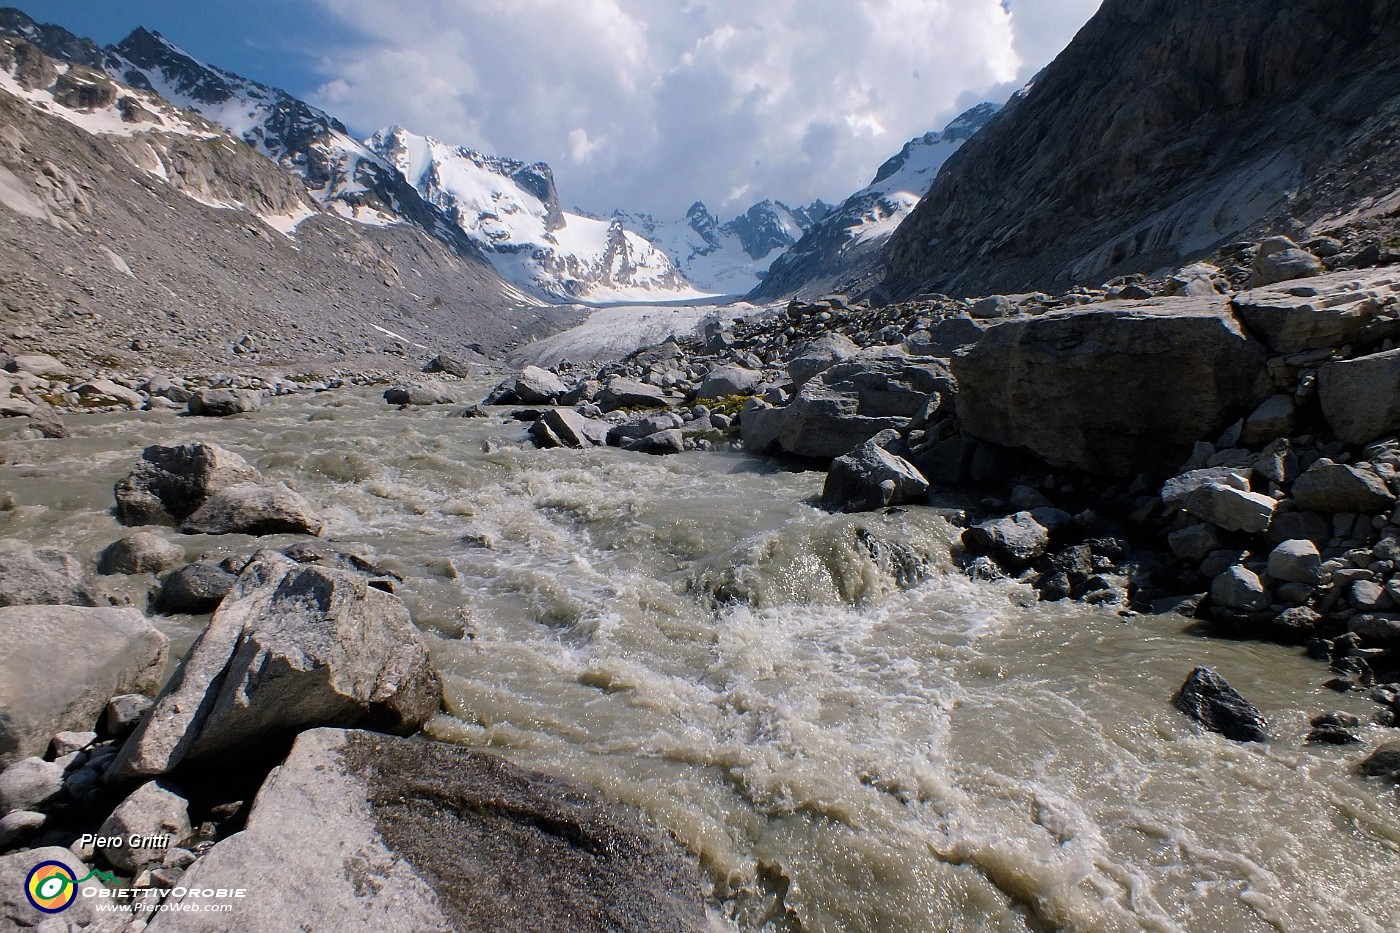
[
  {"xmin": 953, "ymin": 297, "xmax": 1272, "ymax": 476},
  {"xmin": 1319, "ymin": 347, "xmax": 1400, "ymax": 444},
  {"xmin": 1231, "ymin": 269, "xmax": 1400, "ymax": 353},
  {"xmin": 146, "ymin": 729, "xmax": 709, "ymax": 933}
]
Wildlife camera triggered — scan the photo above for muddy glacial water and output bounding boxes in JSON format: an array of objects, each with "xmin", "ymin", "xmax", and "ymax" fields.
[{"xmin": 2, "ymin": 380, "xmax": 1398, "ymax": 933}]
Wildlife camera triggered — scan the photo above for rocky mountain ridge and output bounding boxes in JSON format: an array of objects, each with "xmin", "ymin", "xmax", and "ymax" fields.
[
  {"xmin": 751, "ymin": 101, "xmax": 1001, "ymax": 301},
  {"xmin": 884, "ymin": 0, "xmax": 1400, "ymax": 298}
]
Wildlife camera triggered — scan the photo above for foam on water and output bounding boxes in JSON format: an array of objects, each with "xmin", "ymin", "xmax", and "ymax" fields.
[{"xmin": 3, "ymin": 387, "xmax": 1398, "ymax": 932}]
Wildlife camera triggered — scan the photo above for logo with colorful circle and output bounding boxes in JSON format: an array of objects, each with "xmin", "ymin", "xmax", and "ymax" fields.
[{"xmin": 24, "ymin": 861, "xmax": 116, "ymax": 914}]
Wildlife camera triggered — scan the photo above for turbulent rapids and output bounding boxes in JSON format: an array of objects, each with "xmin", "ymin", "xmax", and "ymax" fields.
[{"xmin": 5, "ymin": 382, "xmax": 1398, "ymax": 933}]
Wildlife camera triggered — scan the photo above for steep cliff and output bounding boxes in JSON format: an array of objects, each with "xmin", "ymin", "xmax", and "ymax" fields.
[{"xmin": 885, "ymin": 0, "xmax": 1400, "ymax": 298}]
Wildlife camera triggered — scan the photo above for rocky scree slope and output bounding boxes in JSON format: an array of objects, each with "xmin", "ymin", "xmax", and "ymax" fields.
[
  {"xmin": 884, "ymin": 0, "xmax": 1400, "ymax": 298},
  {"xmin": 0, "ymin": 30, "xmax": 574, "ymax": 375},
  {"xmin": 753, "ymin": 101, "xmax": 1000, "ymax": 302}
]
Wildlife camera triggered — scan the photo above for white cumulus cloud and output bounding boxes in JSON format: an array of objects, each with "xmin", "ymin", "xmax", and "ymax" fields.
[{"xmin": 309, "ymin": 0, "xmax": 1102, "ymax": 217}]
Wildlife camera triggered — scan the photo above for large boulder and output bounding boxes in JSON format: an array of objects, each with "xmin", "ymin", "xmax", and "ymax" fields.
[
  {"xmin": 0, "ymin": 540, "xmax": 96, "ymax": 607},
  {"xmin": 188, "ymin": 388, "xmax": 262, "ymax": 417},
  {"xmin": 1173, "ymin": 667, "xmax": 1267, "ymax": 742},
  {"xmin": 98, "ymin": 531, "xmax": 186, "ymax": 575},
  {"xmin": 1318, "ymin": 348, "xmax": 1400, "ymax": 444},
  {"xmin": 743, "ymin": 348, "xmax": 954, "ymax": 460},
  {"xmin": 528, "ymin": 409, "xmax": 611, "ymax": 449},
  {"xmin": 1231, "ymin": 270, "xmax": 1400, "ymax": 353},
  {"xmin": 1183, "ymin": 483, "xmax": 1277, "ymax": 534},
  {"xmin": 156, "ymin": 561, "xmax": 237, "ymax": 614},
  {"xmin": 145, "ymin": 729, "xmax": 708, "ymax": 933},
  {"xmin": 181, "ymin": 482, "xmax": 324, "ymax": 537},
  {"xmin": 114, "ymin": 443, "xmax": 264, "ymax": 526},
  {"xmin": 0, "ymin": 606, "xmax": 167, "ymax": 768},
  {"xmin": 97, "ymin": 780, "xmax": 192, "ymax": 873},
  {"xmin": 696, "ymin": 365, "xmax": 762, "ymax": 400},
  {"xmin": 961, "ymin": 512, "xmax": 1051, "ymax": 569},
  {"xmin": 821, "ymin": 441, "xmax": 930, "ymax": 512},
  {"xmin": 623, "ymin": 429, "xmax": 684, "ymax": 456},
  {"xmin": 952, "ymin": 299, "xmax": 1272, "ymax": 476},
  {"xmin": 109, "ymin": 554, "xmax": 441, "ymax": 781},
  {"xmin": 787, "ymin": 333, "xmax": 859, "ymax": 386},
  {"xmin": 1248, "ymin": 237, "xmax": 1323, "ymax": 287},
  {"xmin": 597, "ymin": 377, "xmax": 673, "ymax": 413},
  {"xmin": 384, "ymin": 381, "xmax": 455, "ymax": 406},
  {"xmin": 487, "ymin": 366, "xmax": 567, "ymax": 405},
  {"xmin": 1291, "ymin": 460, "xmax": 1396, "ymax": 514}
]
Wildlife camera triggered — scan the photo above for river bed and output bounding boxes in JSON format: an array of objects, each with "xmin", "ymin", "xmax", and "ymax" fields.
[{"xmin": 2, "ymin": 383, "xmax": 1397, "ymax": 932}]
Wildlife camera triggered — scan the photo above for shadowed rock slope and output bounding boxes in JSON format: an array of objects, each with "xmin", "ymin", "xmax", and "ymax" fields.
[{"xmin": 885, "ymin": 0, "xmax": 1400, "ymax": 298}]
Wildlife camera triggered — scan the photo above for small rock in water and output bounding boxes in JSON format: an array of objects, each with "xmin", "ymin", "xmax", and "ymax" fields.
[
  {"xmin": 1306, "ymin": 712, "xmax": 1361, "ymax": 745},
  {"xmin": 1173, "ymin": 667, "xmax": 1268, "ymax": 742},
  {"xmin": 1357, "ymin": 742, "xmax": 1400, "ymax": 782},
  {"xmin": 98, "ymin": 531, "xmax": 186, "ymax": 575}
]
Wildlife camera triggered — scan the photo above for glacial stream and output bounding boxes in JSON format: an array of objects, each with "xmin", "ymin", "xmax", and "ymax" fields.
[{"xmin": 3, "ymin": 382, "xmax": 1398, "ymax": 933}]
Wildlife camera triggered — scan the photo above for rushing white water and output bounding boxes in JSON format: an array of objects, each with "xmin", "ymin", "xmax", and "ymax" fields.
[{"xmin": 3, "ymin": 384, "xmax": 1398, "ymax": 932}]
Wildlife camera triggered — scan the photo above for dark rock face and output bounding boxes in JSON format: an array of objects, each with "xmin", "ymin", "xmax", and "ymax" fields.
[
  {"xmin": 952, "ymin": 299, "xmax": 1272, "ymax": 475},
  {"xmin": 885, "ymin": 0, "xmax": 1400, "ymax": 297},
  {"xmin": 144, "ymin": 729, "xmax": 709, "ymax": 933},
  {"xmin": 1173, "ymin": 667, "xmax": 1268, "ymax": 742}
]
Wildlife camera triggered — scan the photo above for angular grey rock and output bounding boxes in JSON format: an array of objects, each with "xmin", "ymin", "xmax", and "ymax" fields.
[
  {"xmin": 787, "ymin": 333, "xmax": 859, "ymax": 386},
  {"xmin": 488, "ymin": 366, "xmax": 567, "ymax": 405},
  {"xmin": 425, "ymin": 353, "xmax": 471, "ymax": 377},
  {"xmin": 182, "ymin": 482, "xmax": 325, "ymax": 537},
  {"xmin": 97, "ymin": 531, "xmax": 186, "ymax": 575},
  {"xmin": 528, "ymin": 408, "xmax": 610, "ymax": 449},
  {"xmin": 970, "ymin": 295, "xmax": 1013, "ymax": 319},
  {"xmin": 26, "ymin": 399, "xmax": 67, "ymax": 438},
  {"xmin": 0, "ymin": 757, "xmax": 64, "ymax": 814},
  {"xmin": 1240, "ymin": 394, "xmax": 1294, "ymax": 445},
  {"xmin": 1160, "ymin": 467, "xmax": 1250, "ymax": 507},
  {"xmin": 383, "ymin": 381, "xmax": 454, "ymax": 406},
  {"xmin": 1266, "ymin": 539, "xmax": 1322, "ymax": 585},
  {"xmin": 623, "ymin": 429, "xmax": 684, "ymax": 456},
  {"xmin": 0, "ymin": 605, "xmax": 167, "ymax": 768},
  {"xmin": 744, "ymin": 348, "xmax": 954, "ymax": 460},
  {"xmin": 188, "ymin": 388, "xmax": 262, "ymax": 416},
  {"xmin": 1292, "ymin": 460, "xmax": 1396, "ymax": 514},
  {"xmin": 1164, "ymin": 262, "xmax": 1225, "ymax": 297},
  {"xmin": 1173, "ymin": 667, "xmax": 1268, "ymax": 742},
  {"xmin": 696, "ymin": 364, "xmax": 762, "ymax": 400},
  {"xmin": 97, "ymin": 781, "xmax": 192, "ymax": 873},
  {"xmin": 145, "ymin": 729, "xmax": 707, "ymax": 933},
  {"xmin": 5, "ymin": 352, "xmax": 66, "ymax": 376},
  {"xmin": 104, "ymin": 694, "xmax": 154, "ymax": 735},
  {"xmin": 0, "ymin": 539, "xmax": 96, "ymax": 607},
  {"xmin": 1318, "ymin": 348, "xmax": 1400, "ymax": 444},
  {"xmin": 115, "ymin": 443, "xmax": 264, "ymax": 526},
  {"xmin": 1211, "ymin": 566, "xmax": 1270, "ymax": 612},
  {"xmin": 1232, "ymin": 271, "xmax": 1400, "ymax": 353},
  {"xmin": 156, "ymin": 561, "xmax": 236, "ymax": 614},
  {"xmin": 962, "ymin": 512, "xmax": 1051, "ymax": 568},
  {"xmin": 109, "ymin": 554, "xmax": 441, "ymax": 781},
  {"xmin": 1184, "ymin": 483, "xmax": 1277, "ymax": 534},
  {"xmin": 1250, "ymin": 239, "xmax": 1323, "ymax": 287},
  {"xmin": 952, "ymin": 299, "xmax": 1271, "ymax": 475},
  {"xmin": 597, "ymin": 376, "xmax": 672, "ymax": 412},
  {"xmin": 906, "ymin": 315, "xmax": 988, "ymax": 356},
  {"xmin": 50, "ymin": 731, "xmax": 95, "ymax": 757},
  {"xmin": 1167, "ymin": 524, "xmax": 1223, "ymax": 563},
  {"xmin": 821, "ymin": 440, "xmax": 930, "ymax": 512}
]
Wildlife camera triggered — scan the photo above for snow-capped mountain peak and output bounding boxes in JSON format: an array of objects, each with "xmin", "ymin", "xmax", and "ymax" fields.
[{"xmin": 367, "ymin": 125, "xmax": 705, "ymax": 302}]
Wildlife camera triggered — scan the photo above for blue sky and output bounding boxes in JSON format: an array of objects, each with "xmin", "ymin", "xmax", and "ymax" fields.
[
  {"xmin": 15, "ymin": 0, "xmax": 345, "ymax": 93},
  {"xmin": 11, "ymin": 1, "xmax": 1103, "ymax": 217}
]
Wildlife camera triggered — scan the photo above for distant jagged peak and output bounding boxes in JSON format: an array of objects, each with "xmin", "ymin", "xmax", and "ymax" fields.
[
  {"xmin": 870, "ymin": 101, "xmax": 1002, "ymax": 188},
  {"xmin": 0, "ymin": 6, "xmax": 104, "ymax": 67}
]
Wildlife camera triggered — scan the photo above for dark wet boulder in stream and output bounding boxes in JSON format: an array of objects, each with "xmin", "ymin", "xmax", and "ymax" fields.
[{"xmin": 1173, "ymin": 667, "xmax": 1268, "ymax": 742}]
